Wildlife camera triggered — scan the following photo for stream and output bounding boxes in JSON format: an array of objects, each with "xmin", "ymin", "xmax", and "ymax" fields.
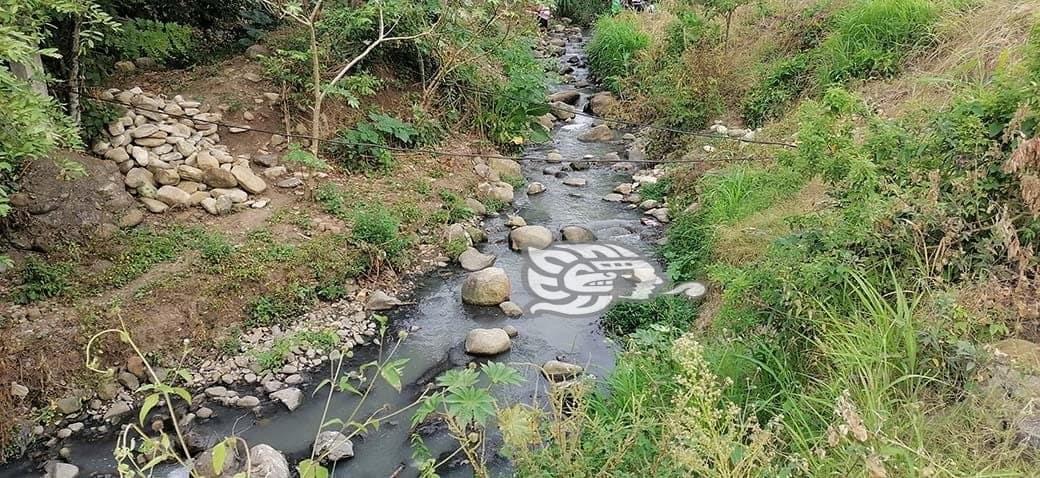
[{"xmin": 2, "ymin": 27, "xmax": 663, "ymax": 478}]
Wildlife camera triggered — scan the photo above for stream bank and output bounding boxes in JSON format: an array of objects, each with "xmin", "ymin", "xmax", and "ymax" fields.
[{"xmin": 1, "ymin": 22, "xmax": 671, "ymax": 478}]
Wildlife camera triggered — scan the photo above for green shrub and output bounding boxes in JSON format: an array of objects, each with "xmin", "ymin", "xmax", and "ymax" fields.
[
  {"xmin": 438, "ymin": 190, "xmax": 475, "ymax": 222},
  {"xmin": 603, "ymin": 295, "xmax": 699, "ymax": 336},
  {"xmin": 246, "ymin": 284, "xmax": 316, "ymax": 327},
  {"xmin": 637, "ymin": 177, "xmax": 670, "ymax": 201},
  {"xmin": 314, "ymin": 182, "xmax": 350, "ymax": 218},
  {"xmin": 351, "ymin": 204, "xmax": 410, "ymax": 262},
  {"xmin": 107, "ymin": 19, "xmax": 196, "ymax": 66},
  {"xmin": 742, "ymin": 53, "xmax": 814, "ymax": 127},
  {"xmin": 79, "ymin": 101, "xmax": 125, "ymax": 144},
  {"xmin": 444, "ymin": 237, "xmax": 469, "ymax": 259},
  {"xmin": 555, "ymin": 0, "xmax": 610, "ymax": 26},
  {"xmin": 283, "ymin": 143, "xmax": 330, "ymax": 171},
  {"xmin": 817, "ymin": 0, "xmax": 938, "ymax": 83},
  {"xmin": 587, "ymin": 15, "xmax": 649, "ymax": 90},
  {"xmin": 326, "ymin": 112, "xmax": 419, "ymax": 172},
  {"xmin": 11, "ymin": 258, "xmax": 73, "ymax": 304},
  {"xmin": 461, "ymin": 40, "xmax": 551, "ymax": 147},
  {"xmin": 665, "ymin": 10, "xmax": 715, "ymax": 56},
  {"xmin": 195, "ymin": 231, "xmax": 234, "ymax": 266}
]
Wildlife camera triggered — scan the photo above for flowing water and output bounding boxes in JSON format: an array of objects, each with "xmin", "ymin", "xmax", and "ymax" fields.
[{"xmin": 1, "ymin": 29, "xmax": 662, "ymax": 478}]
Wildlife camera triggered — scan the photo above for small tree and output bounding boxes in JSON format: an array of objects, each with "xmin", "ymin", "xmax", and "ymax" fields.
[
  {"xmin": 261, "ymin": 0, "xmax": 441, "ymax": 155},
  {"xmin": 697, "ymin": 0, "xmax": 748, "ymax": 43},
  {"xmin": 0, "ymin": 0, "xmax": 113, "ymax": 265}
]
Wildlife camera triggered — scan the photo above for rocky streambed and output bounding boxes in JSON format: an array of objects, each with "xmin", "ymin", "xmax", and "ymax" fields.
[{"xmin": 2, "ymin": 23, "xmax": 680, "ymax": 478}]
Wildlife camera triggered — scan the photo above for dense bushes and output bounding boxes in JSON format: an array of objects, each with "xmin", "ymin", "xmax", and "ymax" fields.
[
  {"xmin": 741, "ymin": 54, "xmax": 814, "ymax": 127},
  {"xmin": 106, "ymin": 19, "xmax": 196, "ymax": 65},
  {"xmin": 554, "ymin": 0, "xmax": 610, "ymax": 26},
  {"xmin": 461, "ymin": 40, "xmax": 551, "ymax": 147},
  {"xmin": 586, "ymin": 14, "xmax": 649, "ymax": 90}
]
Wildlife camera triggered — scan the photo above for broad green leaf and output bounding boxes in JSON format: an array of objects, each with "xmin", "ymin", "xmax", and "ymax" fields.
[
  {"xmin": 411, "ymin": 394, "xmax": 443, "ymax": 426},
  {"xmin": 381, "ymin": 358, "xmax": 409, "ymax": 392},
  {"xmin": 435, "ymin": 368, "xmax": 479, "ymax": 391},
  {"xmin": 212, "ymin": 440, "xmax": 228, "ymax": 474},
  {"xmin": 445, "ymin": 387, "xmax": 496, "ymax": 425},
  {"xmin": 139, "ymin": 393, "xmax": 160, "ymax": 426},
  {"xmin": 171, "ymin": 387, "xmax": 192, "ymax": 404},
  {"xmin": 481, "ymin": 362, "xmax": 523, "ymax": 386},
  {"xmin": 298, "ymin": 459, "xmax": 330, "ymax": 478},
  {"xmin": 338, "ymin": 376, "xmax": 361, "ymax": 395}
]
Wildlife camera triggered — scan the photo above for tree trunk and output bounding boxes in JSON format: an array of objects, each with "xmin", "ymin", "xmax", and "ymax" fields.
[
  {"xmin": 309, "ymin": 23, "xmax": 322, "ymax": 156},
  {"xmin": 10, "ymin": 43, "xmax": 48, "ymax": 96},
  {"xmin": 68, "ymin": 15, "xmax": 82, "ymax": 126}
]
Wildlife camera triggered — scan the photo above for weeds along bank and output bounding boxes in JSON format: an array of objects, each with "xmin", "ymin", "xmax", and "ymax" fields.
[
  {"xmin": 500, "ymin": 0, "xmax": 1040, "ymax": 476},
  {"xmin": 0, "ymin": 0, "xmax": 554, "ymax": 460}
]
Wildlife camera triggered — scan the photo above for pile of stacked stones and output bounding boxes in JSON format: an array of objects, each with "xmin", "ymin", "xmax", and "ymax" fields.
[{"xmin": 91, "ymin": 87, "xmax": 269, "ymax": 215}]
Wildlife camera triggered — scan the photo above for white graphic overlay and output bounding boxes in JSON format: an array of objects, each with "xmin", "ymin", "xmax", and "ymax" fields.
[{"xmin": 521, "ymin": 242, "xmax": 666, "ymax": 317}]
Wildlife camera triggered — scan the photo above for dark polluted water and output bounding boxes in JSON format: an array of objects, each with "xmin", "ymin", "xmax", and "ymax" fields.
[{"xmin": 1, "ymin": 29, "xmax": 664, "ymax": 478}]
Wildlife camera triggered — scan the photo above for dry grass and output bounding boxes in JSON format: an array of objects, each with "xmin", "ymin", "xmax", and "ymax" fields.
[
  {"xmin": 713, "ymin": 178, "xmax": 828, "ymax": 266},
  {"xmin": 860, "ymin": 0, "xmax": 1039, "ymax": 117}
]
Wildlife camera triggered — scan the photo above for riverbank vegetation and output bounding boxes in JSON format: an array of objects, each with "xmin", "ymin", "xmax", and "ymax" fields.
[
  {"xmin": 508, "ymin": 0, "xmax": 1040, "ymax": 476},
  {"xmin": 0, "ymin": 0, "xmax": 550, "ymax": 459}
]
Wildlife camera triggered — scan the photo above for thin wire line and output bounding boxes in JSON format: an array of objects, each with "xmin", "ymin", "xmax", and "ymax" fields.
[
  {"xmin": 440, "ymin": 80, "xmax": 798, "ymax": 148},
  {"xmin": 83, "ymin": 93, "xmax": 773, "ymax": 165}
]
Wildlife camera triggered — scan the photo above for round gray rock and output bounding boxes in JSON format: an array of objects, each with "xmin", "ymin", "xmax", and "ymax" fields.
[
  {"xmin": 509, "ymin": 225, "xmax": 553, "ymax": 251},
  {"xmin": 465, "ymin": 328, "xmax": 512, "ymax": 356},
  {"xmin": 461, "ymin": 267, "xmax": 510, "ymax": 305},
  {"xmin": 561, "ymin": 225, "xmax": 596, "ymax": 242},
  {"xmin": 459, "ymin": 247, "xmax": 496, "ymax": 272}
]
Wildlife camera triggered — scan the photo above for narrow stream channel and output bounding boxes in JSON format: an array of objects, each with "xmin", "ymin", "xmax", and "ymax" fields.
[{"xmin": 2, "ymin": 27, "xmax": 664, "ymax": 478}]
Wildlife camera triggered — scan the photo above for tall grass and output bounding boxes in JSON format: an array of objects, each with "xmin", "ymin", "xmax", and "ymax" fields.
[
  {"xmin": 818, "ymin": 0, "xmax": 939, "ymax": 83},
  {"xmin": 663, "ymin": 164, "xmax": 805, "ymax": 281},
  {"xmin": 587, "ymin": 14, "xmax": 650, "ymax": 90}
]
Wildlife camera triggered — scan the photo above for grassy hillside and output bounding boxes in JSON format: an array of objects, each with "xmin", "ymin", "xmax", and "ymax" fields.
[{"xmin": 501, "ymin": 1, "xmax": 1040, "ymax": 476}]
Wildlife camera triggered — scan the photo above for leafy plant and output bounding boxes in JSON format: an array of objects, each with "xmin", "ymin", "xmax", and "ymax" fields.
[
  {"xmin": 603, "ymin": 295, "xmax": 699, "ymax": 336},
  {"xmin": 555, "ymin": 0, "xmax": 610, "ymax": 26},
  {"xmin": 245, "ymin": 284, "xmax": 316, "ymax": 327},
  {"xmin": 412, "ymin": 363, "xmax": 524, "ymax": 477},
  {"xmin": 326, "ymin": 112, "xmax": 420, "ymax": 171},
  {"xmin": 105, "ymin": 19, "xmax": 196, "ymax": 66},
  {"xmin": 11, "ymin": 258, "xmax": 73, "ymax": 304},
  {"xmin": 742, "ymin": 53, "xmax": 814, "ymax": 128},
  {"xmin": 351, "ymin": 203, "xmax": 411, "ymax": 267},
  {"xmin": 665, "ymin": 10, "xmax": 715, "ymax": 56},
  {"xmin": 79, "ymin": 100, "xmax": 124, "ymax": 144},
  {"xmin": 283, "ymin": 143, "xmax": 330, "ymax": 170}
]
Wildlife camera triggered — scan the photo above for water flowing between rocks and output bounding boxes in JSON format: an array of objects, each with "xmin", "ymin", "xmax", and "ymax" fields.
[{"xmin": 2, "ymin": 29, "xmax": 666, "ymax": 478}]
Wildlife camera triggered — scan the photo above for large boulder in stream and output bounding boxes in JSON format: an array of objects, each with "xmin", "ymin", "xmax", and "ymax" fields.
[
  {"xmin": 465, "ymin": 328, "xmax": 512, "ymax": 356},
  {"xmin": 578, "ymin": 124, "xmax": 615, "ymax": 142},
  {"xmin": 561, "ymin": 225, "xmax": 596, "ymax": 242},
  {"xmin": 488, "ymin": 157, "xmax": 522, "ymax": 179},
  {"xmin": 43, "ymin": 461, "xmax": 80, "ymax": 478},
  {"xmin": 586, "ymin": 91, "xmax": 618, "ymax": 116},
  {"xmin": 549, "ymin": 90, "xmax": 581, "ymax": 105},
  {"xmin": 550, "ymin": 102, "xmax": 576, "ymax": 121},
  {"xmin": 461, "ymin": 267, "xmax": 511, "ymax": 305},
  {"xmin": 509, "ymin": 225, "xmax": 554, "ymax": 251}
]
